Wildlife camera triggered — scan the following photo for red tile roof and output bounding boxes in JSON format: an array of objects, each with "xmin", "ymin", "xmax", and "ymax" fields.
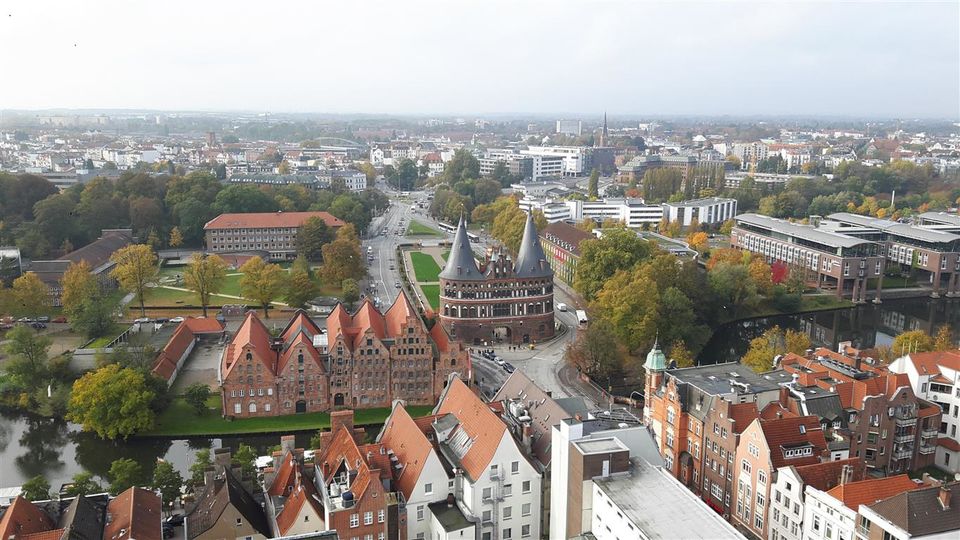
[
  {"xmin": 826, "ymin": 475, "xmax": 918, "ymax": 511},
  {"xmin": 267, "ymin": 452, "xmax": 298, "ymax": 497},
  {"xmin": 904, "ymin": 350, "xmax": 960, "ymax": 378},
  {"xmin": 0, "ymin": 497, "xmax": 55, "ymax": 540},
  {"xmin": 938, "ymin": 437, "xmax": 960, "ymax": 452},
  {"xmin": 273, "ymin": 461, "xmax": 324, "ymax": 535},
  {"xmin": 204, "ymin": 211, "xmax": 344, "ymax": 230},
  {"xmin": 793, "ymin": 458, "xmax": 866, "ymax": 492},
  {"xmin": 222, "ymin": 311, "xmax": 275, "ymax": 379},
  {"xmin": 316, "ymin": 426, "xmax": 380, "ymax": 502},
  {"xmin": 326, "ymin": 292, "xmax": 426, "ymax": 351},
  {"xmin": 435, "ymin": 377, "xmax": 507, "ymax": 481},
  {"xmin": 379, "ymin": 404, "xmax": 441, "ymax": 499},
  {"xmin": 183, "ymin": 317, "xmax": 225, "ymax": 334},
  {"xmin": 20, "ymin": 530, "xmax": 65, "ymax": 540},
  {"xmin": 760, "ymin": 402, "xmax": 798, "ymax": 420},
  {"xmin": 728, "ymin": 403, "xmax": 760, "ymax": 434},
  {"xmin": 758, "ymin": 415, "xmax": 828, "ymax": 469},
  {"xmin": 103, "ymin": 487, "xmax": 163, "ymax": 540},
  {"xmin": 151, "ymin": 322, "xmax": 196, "ymax": 381}
]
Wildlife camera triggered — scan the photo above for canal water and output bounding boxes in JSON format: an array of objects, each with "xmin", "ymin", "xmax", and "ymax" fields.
[{"xmin": 1, "ymin": 297, "xmax": 957, "ymax": 490}]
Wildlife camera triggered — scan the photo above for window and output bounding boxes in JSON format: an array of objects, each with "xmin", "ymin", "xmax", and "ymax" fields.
[
  {"xmin": 758, "ymin": 470, "xmax": 767, "ymax": 485},
  {"xmin": 378, "ymin": 510, "xmax": 385, "ymax": 523},
  {"xmin": 417, "ymin": 505, "xmax": 424, "ymax": 521},
  {"xmin": 813, "ymin": 515, "xmax": 821, "ymax": 532},
  {"xmin": 522, "ymin": 503, "xmax": 531, "ymax": 516},
  {"xmin": 350, "ymin": 514, "xmax": 359, "ymax": 528},
  {"xmin": 511, "ymin": 461, "xmax": 519, "ymax": 474},
  {"xmin": 522, "ymin": 525, "xmax": 531, "ymax": 538},
  {"xmin": 522, "ymin": 480, "xmax": 531, "ymax": 493},
  {"xmin": 741, "ymin": 460, "xmax": 752, "ymax": 474},
  {"xmin": 755, "ymin": 514, "xmax": 763, "ymax": 530},
  {"xmin": 503, "ymin": 507, "xmax": 512, "ymax": 520},
  {"xmin": 425, "ymin": 483, "xmax": 433, "ymax": 495},
  {"xmin": 504, "ymin": 484, "xmax": 513, "ymax": 497},
  {"xmin": 483, "ymin": 487, "xmax": 492, "ymax": 499},
  {"xmin": 503, "ymin": 528, "xmax": 512, "ymax": 540},
  {"xmin": 234, "ymin": 403, "xmax": 241, "ymax": 414},
  {"xmin": 364, "ymin": 512, "xmax": 373, "ymax": 525},
  {"xmin": 236, "ymin": 518, "xmax": 242, "ymax": 526},
  {"xmin": 379, "ymin": 535, "xmax": 384, "ymax": 540}
]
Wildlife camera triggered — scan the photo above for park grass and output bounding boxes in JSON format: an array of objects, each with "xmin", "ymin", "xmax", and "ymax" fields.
[
  {"xmin": 410, "ymin": 252, "xmax": 442, "ymax": 282},
  {"xmin": 84, "ymin": 324, "xmax": 127, "ymax": 349},
  {"xmin": 142, "ymin": 286, "xmax": 241, "ymax": 307},
  {"xmin": 143, "ymin": 397, "xmax": 434, "ymax": 437},
  {"xmin": 420, "ymin": 284, "xmax": 441, "ymax": 310},
  {"xmin": 441, "ymin": 250, "xmax": 450, "ymax": 261},
  {"xmin": 406, "ymin": 220, "xmax": 442, "ymax": 237}
]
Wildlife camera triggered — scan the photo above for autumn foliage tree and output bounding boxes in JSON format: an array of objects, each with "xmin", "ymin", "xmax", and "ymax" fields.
[
  {"xmin": 68, "ymin": 363, "xmax": 156, "ymax": 439},
  {"xmin": 183, "ymin": 253, "xmax": 228, "ymax": 316},
  {"xmin": 9, "ymin": 272, "xmax": 50, "ymax": 318},
  {"xmin": 741, "ymin": 326, "xmax": 811, "ymax": 373},
  {"xmin": 320, "ymin": 224, "xmax": 365, "ymax": 285},
  {"xmin": 110, "ymin": 244, "xmax": 158, "ymax": 317},
  {"xmin": 239, "ymin": 256, "xmax": 286, "ymax": 318}
]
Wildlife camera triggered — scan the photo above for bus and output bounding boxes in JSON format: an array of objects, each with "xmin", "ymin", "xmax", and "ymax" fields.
[
  {"xmin": 576, "ymin": 310, "xmax": 589, "ymax": 328},
  {"xmin": 437, "ymin": 222, "xmax": 457, "ymax": 234},
  {"xmin": 466, "ymin": 232, "xmax": 480, "ymax": 243}
]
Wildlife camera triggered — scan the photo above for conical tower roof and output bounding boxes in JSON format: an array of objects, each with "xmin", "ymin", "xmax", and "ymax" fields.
[
  {"xmin": 643, "ymin": 338, "xmax": 667, "ymax": 372},
  {"xmin": 439, "ymin": 214, "xmax": 483, "ymax": 281},
  {"xmin": 514, "ymin": 211, "xmax": 552, "ymax": 278}
]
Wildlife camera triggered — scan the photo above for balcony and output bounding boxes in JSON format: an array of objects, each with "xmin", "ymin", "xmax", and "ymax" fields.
[
  {"xmin": 922, "ymin": 428, "xmax": 939, "ymax": 438},
  {"xmin": 894, "ymin": 416, "xmax": 917, "ymax": 427},
  {"xmin": 920, "ymin": 445, "xmax": 936, "ymax": 455},
  {"xmin": 893, "ymin": 448, "xmax": 913, "ymax": 460},
  {"xmin": 893, "ymin": 433, "xmax": 915, "ymax": 444}
]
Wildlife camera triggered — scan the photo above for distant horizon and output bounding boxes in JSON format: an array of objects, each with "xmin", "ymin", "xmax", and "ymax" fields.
[
  {"xmin": 1, "ymin": 1, "xmax": 957, "ymax": 119},
  {"xmin": 2, "ymin": 108, "xmax": 958, "ymax": 124}
]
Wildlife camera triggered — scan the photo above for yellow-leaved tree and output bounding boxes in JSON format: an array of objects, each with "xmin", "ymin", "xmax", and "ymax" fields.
[
  {"xmin": 110, "ymin": 244, "xmax": 158, "ymax": 317},
  {"xmin": 183, "ymin": 253, "xmax": 228, "ymax": 317},
  {"xmin": 239, "ymin": 256, "xmax": 286, "ymax": 318}
]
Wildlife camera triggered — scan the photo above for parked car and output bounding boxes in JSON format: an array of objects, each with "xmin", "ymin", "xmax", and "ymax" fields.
[
  {"xmin": 502, "ymin": 362, "xmax": 516, "ymax": 373},
  {"xmin": 169, "ymin": 316, "xmax": 185, "ymax": 323},
  {"xmin": 52, "ymin": 316, "xmax": 67, "ymax": 323},
  {"xmin": 494, "ymin": 356, "xmax": 505, "ymax": 366},
  {"xmin": 30, "ymin": 322, "xmax": 47, "ymax": 330},
  {"xmin": 165, "ymin": 514, "xmax": 184, "ymax": 527},
  {"xmin": 36, "ymin": 316, "xmax": 50, "ymax": 323},
  {"xmin": 395, "ymin": 281, "xmax": 401, "ymax": 288},
  {"xmin": 133, "ymin": 317, "xmax": 151, "ymax": 324}
]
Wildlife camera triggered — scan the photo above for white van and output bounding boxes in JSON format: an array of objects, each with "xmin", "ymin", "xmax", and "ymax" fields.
[{"xmin": 556, "ymin": 302, "xmax": 567, "ymax": 312}]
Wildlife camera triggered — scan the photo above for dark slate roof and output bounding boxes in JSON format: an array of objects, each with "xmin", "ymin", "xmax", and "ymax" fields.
[
  {"xmin": 866, "ymin": 482, "xmax": 959, "ymax": 536},
  {"xmin": 186, "ymin": 468, "xmax": 271, "ymax": 539},
  {"xmin": 439, "ymin": 215, "xmax": 483, "ymax": 281},
  {"xmin": 514, "ymin": 212, "xmax": 552, "ymax": 278},
  {"xmin": 58, "ymin": 495, "xmax": 106, "ymax": 540},
  {"xmin": 428, "ymin": 501, "xmax": 472, "ymax": 532},
  {"xmin": 801, "ymin": 393, "xmax": 845, "ymax": 426}
]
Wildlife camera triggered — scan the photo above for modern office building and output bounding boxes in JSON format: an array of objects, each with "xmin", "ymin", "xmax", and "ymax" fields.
[
  {"xmin": 731, "ymin": 213, "xmax": 885, "ymax": 302},
  {"xmin": 204, "ymin": 211, "xmax": 344, "ymax": 261},
  {"xmin": 663, "ymin": 197, "xmax": 738, "ymax": 227},
  {"xmin": 555, "ymin": 119, "xmax": 583, "ymax": 136},
  {"xmin": 824, "ymin": 212, "xmax": 960, "ymax": 297}
]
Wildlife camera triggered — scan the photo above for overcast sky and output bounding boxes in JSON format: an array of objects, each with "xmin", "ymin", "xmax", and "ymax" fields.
[{"xmin": 2, "ymin": 1, "xmax": 958, "ymax": 118}]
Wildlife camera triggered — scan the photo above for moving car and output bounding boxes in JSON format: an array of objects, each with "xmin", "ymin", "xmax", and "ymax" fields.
[
  {"xmin": 494, "ymin": 356, "xmax": 505, "ymax": 366},
  {"xmin": 502, "ymin": 362, "xmax": 516, "ymax": 373}
]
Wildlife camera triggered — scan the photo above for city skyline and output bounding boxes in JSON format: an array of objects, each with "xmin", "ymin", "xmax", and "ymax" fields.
[{"xmin": 1, "ymin": 1, "xmax": 957, "ymax": 119}]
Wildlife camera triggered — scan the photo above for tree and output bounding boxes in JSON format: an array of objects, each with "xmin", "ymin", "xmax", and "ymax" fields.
[
  {"xmin": 212, "ymin": 184, "xmax": 276, "ymax": 215},
  {"xmin": 442, "ymin": 149, "xmax": 480, "ymax": 184},
  {"xmin": 3, "ymin": 325, "xmax": 52, "ymax": 391},
  {"xmin": 233, "ymin": 444, "xmax": 257, "ymax": 480},
  {"xmin": 669, "ymin": 340, "xmax": 695, "ymax": 368},
  {"xmin": 588, "ymin": 169, "xmax": 599, "ymax": 199},
  {"xmin": 341, "ymin": 278, "xmax": 360, "ymax": 307},
  {"xmin": 189, "ymin": 449, "xmax": 212, "ymax": 489},
  {"xmin": 320, "ymin": 224, "xmax": 365, "ymax": 285},
  {"xmin": 71, "ymin": 293, "xmax": 118, "ymax": 340},
  {"xmin": 891, "ymin": 330, "xmax": 935, "ymax": 357},
  {"xmin": 741, "ymin": 326, "xmax": 811, "ymax": 373},
  {"xmin": 21, "ymin": 475, "xmax": 51, "ymax": 501},
  {"xmin": 168, "ymin": 226, "xmax": 184, "ymax": 248},
  {"xmin": 183, "ymin": 253, "xmax": 228, "ymax": 317},
  {"xmin": 152, "ymin": 461, "xmax": 184, "ymax": 509},
  {"xmin": 708, "ymin": 262, "xmax": 760, "ymax": 319},
  {"xmin": 239, "ymin": 256, "xmax": 286, "ymax": 318},
  {"xmin": 109, "ymin": 458, "xmax": 142, "ymax": 495},
  {"xmin": 934, "ymin": 325, "xmax": 955, "ymax": 351},
  {"xmin": 686, "ymin": 231, "xmax": 709, "ymax": 253},
  {"xmin": 748, "ymin": 258, "xmax": 775, "ymax": 295},
  {"xmin": 61, "ymin": 261, "xmax": 98, "ymax": 313},
  {"xmin": 297, "ymin": 216, "xmax": 334, "ymax": 261},
  {"xmin": 574, "ymin": 228, "xmax": 654, "ymax": 300},
  {"xmin": 285, "ymin": 255, "xmax": 318, "ymax": 308},
  {"xmin": 564, "ymin": 318, "xmax": 624, "ymax": 380},
  {"xmin": 184, "ymin": 383, "xmax": 212, "ymax": 415},
  {"xmin": 110, "ymin": 244, "xmax": 158, "ymax": 317},
  {"xmin": 10, "ymin": 272, "xmax": 50, "ymax": 318},
  {"xmin": 68, "ymin": 363, "xmax": 156, "ymax": 439},
  {"xmin": 591, "ymin": 270, "xmax": 659, "ymax": 353},
  {"xmin": 64, "ymin": 471, "xmax": 101, "ymax": 497}
]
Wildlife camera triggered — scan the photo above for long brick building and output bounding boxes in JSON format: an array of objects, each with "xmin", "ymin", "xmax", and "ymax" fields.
[
  {"xmin": 438, "ymin": 213, "xmax": 555, "ymax": 345},
  {"xmin": 204, "ymin": 211, "xmax": 345, "ymax": 261},
  {"xmin": 219, "ymin": 291, "xmax": 470, "ymax": 417}
]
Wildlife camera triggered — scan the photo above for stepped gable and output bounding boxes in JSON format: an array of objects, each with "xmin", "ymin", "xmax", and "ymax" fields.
[
  {"xmin": 514, "ymin": 211, "xmax": 551, "ymax": 278},
  {"xmin": 222, "ymin": 311, "xmax": 275, "ymax": 378},
  {"xmin": 385, "ymin": 291, "xmax": 422, "ymax": 336}
]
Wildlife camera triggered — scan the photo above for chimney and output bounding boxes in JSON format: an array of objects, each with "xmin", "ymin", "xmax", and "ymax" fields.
[
  {"xmin": 938, "ymin": 485, "xmax": 951, "ymax": 510},
  {"xmin": 281, "ymin": 435, "xmax": 296, "ymax": 456},
  {"xmin": 776, "ymin": 411, "xmax": 783, "ymax": 419},
  {"xmin": 331, "ymin": 410, "xmax": 355, "ymax": 435},
  {"xmin": 839, "ymin": 464, "xmax": 853, "ymax": 486},
  {"xmin": 204, "ymin": 466, "xmax": 216, "ymax": 487},
  {"xmin": 446, "ymin": 493, "xmax": 456, "ymax": 508},
  {"xmin": 521, "ymin": 424, "xmax": 533, "ymax": 455}
]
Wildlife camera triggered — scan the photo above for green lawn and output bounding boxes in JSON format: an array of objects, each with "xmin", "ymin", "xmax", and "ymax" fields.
[
  {"xmin": 420, "ymin": 284, "xmax": 440, "ymax": 310},
  {"xmin": 85, "ymin": 324, "xmax": 126, "ymax": 349},
  {"xmin": 142, "ymin": 286, "xmax": 242, "ymax": 307},
  {"xmin": 410, "ymin": 252, "xmax": 442, "ymax": 282},
  {"xmin": 406, "ymin": 220, "xmax": 442, "ymax": 237},
  {"xmin": 143, "ymin": 397, "xmax": 434, "ymax": 437},
  {"xmin": 441, "ymin": 250, "xmax": 450, "ymax": 261}
]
